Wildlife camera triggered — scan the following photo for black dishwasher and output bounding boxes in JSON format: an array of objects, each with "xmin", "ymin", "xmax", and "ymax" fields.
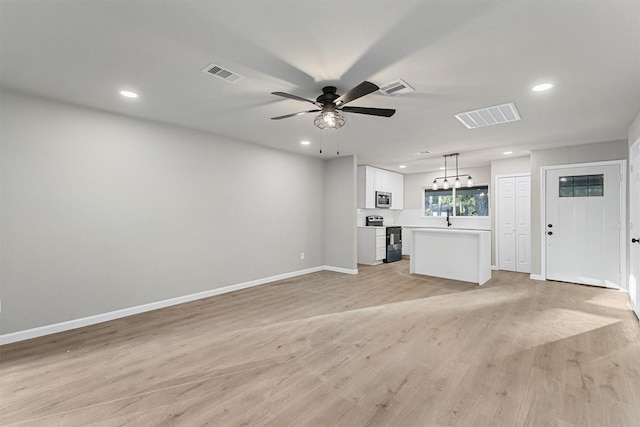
[{"xmin": 384, "ymin": 226, "xmax": 402, "ymax": 263}]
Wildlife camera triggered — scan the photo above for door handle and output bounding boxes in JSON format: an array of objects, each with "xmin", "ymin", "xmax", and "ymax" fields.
[
  {"xmin": 633, "ymin": 238, "xmax": 640, "ymax": 244},
  {"xmin": 547, "ymin": 224, "xmax": 553, "ymax": 228},
  {"xmin": 547, "ymin": 231, "xmax": 553, "ymax": 235}
]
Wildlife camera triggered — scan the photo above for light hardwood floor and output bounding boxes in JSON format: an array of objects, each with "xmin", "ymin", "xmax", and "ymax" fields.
[{"xmin": 2, "ymin": 259, "xmax": 640, "ymax": 426}]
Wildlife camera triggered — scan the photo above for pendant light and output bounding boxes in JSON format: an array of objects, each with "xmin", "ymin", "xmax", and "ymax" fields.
[{"xmin": 431, "ymin": 153, "xmax": 473, "ymax": 190}]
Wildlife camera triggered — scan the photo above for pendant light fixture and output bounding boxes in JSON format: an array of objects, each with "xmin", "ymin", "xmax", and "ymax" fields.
[{"xmin": 431, "ymin": 153, "xmax": 473, "ymax": 190}]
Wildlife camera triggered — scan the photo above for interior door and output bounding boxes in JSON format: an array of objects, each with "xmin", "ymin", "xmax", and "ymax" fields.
[
  {"xmin": 545, "ymin": 163, "xmax": 622, "ymax": 288},
  {"xmin": 498, "ymin": 175, "xmax": 530, "ymax": 273},
  {"xmin": 498, "ymin": 177, "xmax": 516, "ymax": 271},
  {"xmin": 630, "ymin": 141, "xmax": 640, "ymax": 319},
  {"xmin": 515, "ymin": 176, "xmax": 531, "ymax": 273}
]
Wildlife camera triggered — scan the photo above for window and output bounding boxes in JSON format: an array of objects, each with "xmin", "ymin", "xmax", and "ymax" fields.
[
  {"xmin": 559, "ymin": 174, "xmax": 603, "ymax": 197},
  {"xmin": 424, "ymin": 186, "xmax": 489, "ymax": 217}
]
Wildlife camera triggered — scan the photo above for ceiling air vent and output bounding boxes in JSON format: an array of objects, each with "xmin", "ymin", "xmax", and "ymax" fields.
[
  {"xmin": 380, "ymin": 79, "xmax": 414, "ymax": 96},
  {"xmin": 201, "ymin": 63, "xmax": 245, "ymax": 83},
  {"xmin": 454, "ymin": 102, "xmax": 520, "ymax": 129}
]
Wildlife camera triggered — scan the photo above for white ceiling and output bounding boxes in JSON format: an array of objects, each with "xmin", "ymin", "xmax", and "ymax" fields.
[{"xmin": 1, "ymin": 0, "xmax": 639, "ymax": 173}]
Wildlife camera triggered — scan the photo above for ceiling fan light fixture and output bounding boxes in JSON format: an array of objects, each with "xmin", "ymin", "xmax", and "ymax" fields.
[{"xmin": 314, "ymin": 111, "xmax": 345, "ymax": 130}]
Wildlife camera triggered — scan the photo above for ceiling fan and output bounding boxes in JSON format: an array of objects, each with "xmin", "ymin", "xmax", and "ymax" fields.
[{"xmin": 270, "ymin": 81, "xmax": 395, "ymax": 130}]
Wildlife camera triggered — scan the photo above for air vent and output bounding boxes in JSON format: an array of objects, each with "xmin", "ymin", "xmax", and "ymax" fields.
[
  {"xmin": 201, "ymin": 63, "xmax": 245, "ymax": 83},
  {"xmin": 454, "ymin": 102, "xmax": 520, "ymax": 129},
  {"xmin": 380, "ymin": 79, "xmax": 414, "ymax": 96}
]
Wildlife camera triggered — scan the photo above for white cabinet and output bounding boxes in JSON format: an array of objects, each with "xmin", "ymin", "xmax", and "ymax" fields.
[
  {"xmin": 410, "ymin": 228, "xmax": 492, "ymax": 285},
  {"xmin": 357, "ymin": 165, "xmax": 404, "ymax": 209},
  {"xmin": 357, "ymin": 166, "xmax": 377, "ymax": 209},
  {"xmin": 357, "ymin": 227, "xmax": 386, "ymax": 265}
]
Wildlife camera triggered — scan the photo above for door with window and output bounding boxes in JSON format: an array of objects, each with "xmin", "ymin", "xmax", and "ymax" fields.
[{"xmin": 545, "ymin": 163, "xmax": 624, "ymax": 288}]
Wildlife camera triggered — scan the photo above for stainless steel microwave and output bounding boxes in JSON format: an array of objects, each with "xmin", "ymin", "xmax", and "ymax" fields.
[{"xmin": 375, "ymin": 191, "xmax": 391, "ymax": 208}]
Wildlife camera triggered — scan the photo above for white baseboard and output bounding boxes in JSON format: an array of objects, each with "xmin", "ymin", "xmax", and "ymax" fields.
[
  {"xmin": 324, "ymin": 265, "xmax": 358, "ymax": 275},
  {"xmin": 491, "ymin": 265, "xmax": 498, "ymax": 271},
  {"xmin": 0, "ymin": 265, "xmax": 352, "ymax": 346},
  {"xmin": 530, "ymin": 274, "xmax": 546, "ymax": 281}
]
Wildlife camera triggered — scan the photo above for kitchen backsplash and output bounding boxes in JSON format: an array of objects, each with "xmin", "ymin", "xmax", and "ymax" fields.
[{"xmin": 357, "ymin": 208, "xmax": 402, "ymax": 226}]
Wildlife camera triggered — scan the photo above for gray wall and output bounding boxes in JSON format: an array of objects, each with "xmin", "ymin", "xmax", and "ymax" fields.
[
  {"xmin": 0, "ymin": 89, "xmax": 342, "ymax": 334},
  {"xmin": 529, "ymin": 140, "xmax": 628, "ymax": 276},
  {"xmin": 324, "ymin": 156, "xmax": 357, "ymax": 271}
]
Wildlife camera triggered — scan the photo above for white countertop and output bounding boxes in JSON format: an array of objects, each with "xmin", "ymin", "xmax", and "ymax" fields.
[{"xmin": 410, "ymin": 227, "xmax": 491, "ymax": 234}]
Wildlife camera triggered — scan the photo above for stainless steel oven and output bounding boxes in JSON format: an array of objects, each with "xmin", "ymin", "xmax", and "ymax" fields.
[{"xmin": 384, "ymin": 226, "xmax": 402, "ymax": 263}]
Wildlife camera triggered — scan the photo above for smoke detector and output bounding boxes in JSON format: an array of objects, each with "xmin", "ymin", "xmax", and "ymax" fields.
[
  {"xmin": 201, "ymin": 63, "xmax": 245, "ymax": 83},
  {"xmin": 380, "ymin": 79, "xmax": 414, "ymax": 96},
  {"xmin": 454, "ymin": 102, "xmax": 520, "ymax": 129}
]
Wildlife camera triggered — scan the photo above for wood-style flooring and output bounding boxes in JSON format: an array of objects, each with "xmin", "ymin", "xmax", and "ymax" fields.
[{"xmin": 2, "ymin": 259, "xmax": 640, "ymax": 426}]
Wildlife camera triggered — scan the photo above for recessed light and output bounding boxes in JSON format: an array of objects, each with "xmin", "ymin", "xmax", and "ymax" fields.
[
  {"xmin": 439, "ymin": 167, "xmax": 446, "ymax": 170},
  {"xmin": 119, "ymin": 90, "xmax": 139, "ymax": 98},
  {"xmin": 300, "ymin": 140, "xmax": 310, "ymax": 145},
  {"xmin": 532, "ymin": 83, "xmax": 553, "ymax": 92},
  {"xmin": 399, "ymin": 165, "xmax": 407, "ymax": 169},
  {"xmin": 503, "ymin": 151, "xmax": 513, "ymax": 155}
]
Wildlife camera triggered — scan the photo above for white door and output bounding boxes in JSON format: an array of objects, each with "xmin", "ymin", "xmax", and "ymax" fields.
[
  {"xmin": 630, "ymin": 140, "xmax": 640, "ymax": 319},
  {"xmin": 498, "ymin": 177, "xmax": 516, "ymax": 271},
  {"xmin": 498, "ymin": 175, "xmax": 531, "ymax": 273},
  {"xmin": 545, "ymin": 163, "xmax": 623, "ymax": 288}
]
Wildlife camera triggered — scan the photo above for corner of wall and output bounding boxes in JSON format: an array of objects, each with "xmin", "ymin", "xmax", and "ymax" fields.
[{"xmin": 323, "ymin": 156, "xmax": 357, "ymax": 271}]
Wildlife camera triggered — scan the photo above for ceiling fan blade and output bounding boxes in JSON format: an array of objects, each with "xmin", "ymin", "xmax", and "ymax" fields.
[
  {"xmin": 340, "ymin": 106, "xmax": 396, "ymax": 117},
  {"xmin": 271, "ymin": 109, "xmax": 320, "ymax": 120},
  {"xmin": 334, "ymin": 81, "xmax": 380, "ymax": 106},
  {"xmin": 271, "ymin": 91, "xmax": 321, "ymax": 107}
]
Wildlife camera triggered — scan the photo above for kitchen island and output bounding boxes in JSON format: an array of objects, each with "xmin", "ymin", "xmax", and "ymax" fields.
[{"xmin": 409, "ymin": 228, "xmax": 491, "ymax": 285}]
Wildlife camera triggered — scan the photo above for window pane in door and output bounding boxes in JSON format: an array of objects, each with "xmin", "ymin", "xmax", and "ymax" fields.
[
  {"xmin": 574, "ymin": 185, "xmax": 588, "ymax": 197},
  {"xmin": 559, "ymin": 174, "xmax": 604, "ymax": 197}
]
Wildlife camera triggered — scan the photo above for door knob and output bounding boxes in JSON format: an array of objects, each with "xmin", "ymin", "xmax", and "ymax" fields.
[
  {"xmin": 547, "ymin": 231, "xmax": 553, "ymax": 235},
  {"xmin": 547, "ymin": 224, "xmax": 553, "ymax": 228},
  {"xmin": 633, "ymin": 238, "xmax": 640, "ymax": 244}
]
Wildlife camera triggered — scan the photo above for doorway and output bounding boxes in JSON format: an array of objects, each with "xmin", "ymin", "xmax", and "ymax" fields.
[{"xmin": 543, "ymin": 161, "xmax": 626, "ymax": 288}]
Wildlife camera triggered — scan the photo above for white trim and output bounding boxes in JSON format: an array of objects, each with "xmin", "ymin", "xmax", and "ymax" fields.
[
  {"xmin": 540, "ymin": 160, "xmax": 627, "ymax": 289},
  {"xmin": 629, "ymin": 137, "xmax": 640, "ymax": 320},
  {"xmin": 0, "ymin": 265, "xmax": 352, "ymax": 345},
  {"xmin": 491, "ymin": 265, "xmax": 499, "ymax": 271},
  {"xmin": 530, "ymin": 274, "xmax": 546, "ymax": 281},
  {"xmin": 324, "ymin": 265, "xmax": 359, "ymax": 275}
]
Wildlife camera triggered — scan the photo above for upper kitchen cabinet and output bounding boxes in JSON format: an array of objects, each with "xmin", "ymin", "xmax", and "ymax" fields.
[{"xmin": 357, "ymin": 165, "xmax": 404, "ymax": 209}]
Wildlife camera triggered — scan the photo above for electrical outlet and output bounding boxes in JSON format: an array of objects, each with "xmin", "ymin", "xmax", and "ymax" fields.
[{"xmin": 300, "ymin": 252, "xmax": 305, "ymax": 260}]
